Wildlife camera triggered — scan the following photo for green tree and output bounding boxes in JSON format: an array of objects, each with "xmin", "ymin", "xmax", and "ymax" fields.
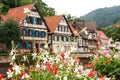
[
  {"xmin": 34, "ymin": 0, "xmax": 55, "ymax": 17},
  {"xmin": 105, "ymin": 25, "xmax": 115, "ymax": 38},
  {"xmin": 0, "ymin": 18, "xmax": 21, "ymax": 48},
  {"xmin": 111, "ymin": 27, "xmax": 120, "ymax": 41}
]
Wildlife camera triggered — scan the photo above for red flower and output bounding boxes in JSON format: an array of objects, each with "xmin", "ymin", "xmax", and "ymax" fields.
[
  {"xmin": 19, "ymin": 72, "xmax": 24, "ymax": 79},
  {"xmin": 0, "ymin": 73, "xmax": 3, "ymax": 79},
  {"xmin": 9, "ymin": 67, "xmax": 13, "ymax": 72},
  {"xmin": 85, "ymin": 63, "xmax": 94, "ymax": 68},
  {"xmin": 106, "ymin": 59, "xmax": 111, "ymax": 63},
  {"xmin": 60, "ymin": 52, "xmax": 65, "ymax": 58},
  {"xmin": 53, "ymin": 67, "xmax": 58, "ymax": 75},
  {"xmin": 88, "ymin": 70, "xmax": 96, "ymax": 77},
  {"xmin": 46, "ymin": 63, "xmax": 53, "ymax": 72},
  {"xmin": 98, "ymin": 75, "xmax": 105, "ymax": 80}
]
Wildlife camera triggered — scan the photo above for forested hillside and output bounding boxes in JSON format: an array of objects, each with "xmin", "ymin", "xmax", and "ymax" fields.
[{"xmin": 81, "ymin": 6, "xmax": 120, "ymax": 27}]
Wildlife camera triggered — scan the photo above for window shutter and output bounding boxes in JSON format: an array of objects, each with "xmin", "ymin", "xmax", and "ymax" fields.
[
  {"xmin": 32, "ymin": 17, "xmax": 34, "ymax": 24},
  {"xmin": 25, "ymin": 29, "xmax": 29, "ymax": 36},
  {"xmin": 39, "ymin": 31, "xmax": 42, "ymax": 37},
  {"xmin": 26, "ymin": 17, "xmax": 29, "ymax": 23},
  {"xmin": 32, "ymin": 30, "xmax": 35, "ymax": 37},
  {"xmin": 40, "ymin": 18, "xmax": 42, "ymax": 25},
  {"xmin": 19, "ymin": 43, "xmax": 22, "ymax": 49},
  {"xmin": 20, "ymin": 28, "xmax": 22, "ymax": 35},
  {"xmin": 44, "ymin": 32, "xmax": 46, "ymax": 36},
  {"xmin": 26, "ymin": 42, "xmax": 29, "ymax": 49},
  {"xmin": 40, "ymin": 44, "xmax": 43, "ymax": 48},
  {"xmin": 36, "ymin": 18, "xmax": 38, "ymax": 24}
]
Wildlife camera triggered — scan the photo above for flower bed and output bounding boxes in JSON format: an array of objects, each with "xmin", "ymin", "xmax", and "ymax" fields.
[{"xmin": 0, "ymin": 42, "xmax": 120, "ymax": 80}]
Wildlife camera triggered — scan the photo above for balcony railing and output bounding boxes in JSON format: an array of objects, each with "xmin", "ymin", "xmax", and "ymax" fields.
[
  {"xmin": 21, "ymin": 36, "xmax": 47, "ymax": 41},
  {"xmin": 24, "ymin": 23, "xmax": 46, "ymax": 29}
]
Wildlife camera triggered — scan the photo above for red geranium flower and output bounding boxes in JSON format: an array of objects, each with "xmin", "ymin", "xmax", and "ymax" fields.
[
  {"xmin": 53, "ymin": 67, "xmax": 58, "ymax": 75},
  {"xmin": 85, "ymin": 62, "xmax": 94, "ymax": 68},
  {"xmin": 0, "ymin": 73, "xmax": 3, "ymax": 79},
  {"xmin": 88, "ymin": 70, "xmax": 96, "ymax": 77},
  {"xmin": 9, "ymin": 67, "xmax": 13, "ymax": 72},
  {"xmin": 60, "ymin": 52, "xmax": 65, "ymax": 58},
  {"xmin": 106, "ymin": 59, "xmax": 111, "ymax": 63}
]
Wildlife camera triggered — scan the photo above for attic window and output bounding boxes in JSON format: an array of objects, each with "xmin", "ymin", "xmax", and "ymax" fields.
[{"xmin": 31, "ymin": 9, "xmax": 37, "ymax": 12}]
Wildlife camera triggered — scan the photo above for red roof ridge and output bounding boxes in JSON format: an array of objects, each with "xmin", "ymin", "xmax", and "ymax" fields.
[
  {"xmin": 2, "ymin": 3, "xmax": 35, "ymax": 21},
  {"xmin": 44, "ymin": 15, "xmax": 64, "ymax": 33}
]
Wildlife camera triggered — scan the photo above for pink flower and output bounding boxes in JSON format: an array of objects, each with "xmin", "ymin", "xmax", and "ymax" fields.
[{"xmin": 103, "ymin": 50, "xmax": 110, "ymax": 56}]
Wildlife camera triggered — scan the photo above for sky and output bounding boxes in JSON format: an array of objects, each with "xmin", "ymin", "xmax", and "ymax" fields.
[{"xmin": 42, "ymin": 0, "xmax": 120, "ymax": 17}]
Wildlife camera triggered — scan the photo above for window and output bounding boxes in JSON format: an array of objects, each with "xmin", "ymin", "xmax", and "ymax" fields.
[
  {"xmin": 35, "ymin": 31, "xmax": 39, "ymax": 37},
  {"xmin": 58, "ymin": 26, "xmax": 60, "ymax": 31},
  {"xmin": 29, "ymin": 17, "xmax": 32, "ymax": 24},
  {"xmin": 57, "ymin": 36, "xmax": 59, "ymax": 41},
  {"xmin": 64, "ymin": 27, "xmax": 66, "ymax": 32},
  {"xmin": 61, "ymin": 36, "xmax": 64, "ymax": 41},
  {"xmin": 55, "ymin": 35, "xmax": 57, "ymax": 41}
]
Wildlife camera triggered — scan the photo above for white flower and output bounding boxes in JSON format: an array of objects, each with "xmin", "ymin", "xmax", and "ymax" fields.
[
  {"xmin": 70, "ymin": 46, "xmax": 77, "ymax": 52},
  {"xmin": 23, "ymin": 55, "xmax": 27, "ymax": 61},
  {"xmin": 6, "ymin": 71, "xmax": 13, "ymax": 79},
  {"xmin": 10, "ymin": 49, "xmax": 14, "ymax": 56},
  {"xmin": 41, "ymin": 65, "xmax": 46, "ymax": 70},
  {"xmin": 12, "ymin": 54, "xmax": 16, "ymax": 61},
  {"xmin": 76, "ymin": 73, "xmax": 82, "ymax": 78},
  {"xmin": 13, "ymin": 65, "xmax": 21, "ymax": 75},
  {"xmin": 74, "ymin": 68, "xmax": 79, "ymax": 73},
  {"xmin": 24, "ymin": 73, "xmax": 30, "ymax": 79},
  {"xmin": 24, "ymin": 8, "xmax": 30, "ymax": 13},
  {"xmin": 113, "ymin": 55, "xmax": 119, "ymax": 58},
  {"xmin": 36, "ymin": 64, "xmax": 40, "ymax": 68},
  {"xmin": 63, "ymin": 76, "xmax": 67, "ymax": 80},
  {"xmin": 44, "ymin": 44, "xmax": 48, "ymax": 49},
  {"xmin": 59, "ymin": 64, "xmax": 64, "ymax": 68},
  {"xmin": 32, "ymin": 53, "xmax": 37, "ymax": 60}
]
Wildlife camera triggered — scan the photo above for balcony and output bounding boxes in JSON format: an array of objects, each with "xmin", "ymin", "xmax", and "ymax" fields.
[
  {"xmin": 21, "ymin": 36, "xmax": 47, "ymax": 41},
  {"xmin": 24, "ymin": 23, "xmax": 46, "ymax": 29},
  {"xmin": 54, "ymin": 31, "xmax": 71, "ymax": 35}
]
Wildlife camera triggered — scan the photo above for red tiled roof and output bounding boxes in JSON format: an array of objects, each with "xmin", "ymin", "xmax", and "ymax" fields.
[
  {"xmin": 97, "ymin": 31, "xmax": 109, "ymax": 40},
  {"xmin": 44, "ymin": 15, "xmax": 63, "ymax": 34},
  {"xmin": 69, "ymin": 23, "xmax": 79, "ymax": 36},
  {"xmin": 2, "ymin": 3, "xmax": 35, "ymax": 21}
]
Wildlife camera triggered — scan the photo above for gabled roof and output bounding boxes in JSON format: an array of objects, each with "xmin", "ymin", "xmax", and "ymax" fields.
[
  {"xmin": 73, "ymin": 21, "xmax": 96, "ymax": 32},
  {"xmin": 44, "ymin": 15, "xmax": 63, "ymax": 34},
  {"xmin": 1, "ymin": 3, "xmax": 35, "ymax": 21},
  {"xmin": 69, "ymin": 23, "xmax": 79, "ymax": 36},
  {"xmin": 97, "ymin": 31, "xmax": 109, "ymax": 40}
]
